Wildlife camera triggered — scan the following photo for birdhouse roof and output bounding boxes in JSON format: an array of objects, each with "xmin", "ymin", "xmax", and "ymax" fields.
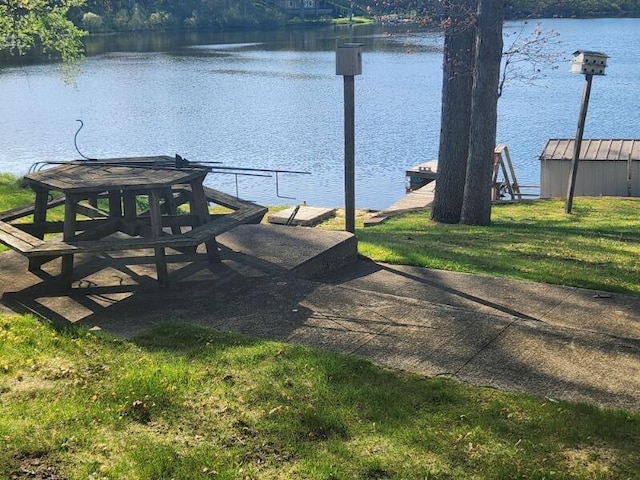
[{"xmin": 573, "ymin": 50, "xmax": 608, "ymax": 58}]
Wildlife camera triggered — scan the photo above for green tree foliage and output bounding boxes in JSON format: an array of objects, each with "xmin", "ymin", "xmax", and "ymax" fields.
[
  {"xmin": 505, "ymin": 0, "xmax": 640, "ymax": 18},
  {"xmin": 360, "ymin": 0, "xmax": 640, "ymax": 20},
  {"xmin": 62, "ymin": 0, "xmax": 640, "ymax": 33},
  {"xmin": 0, "ymin": 0, "xmax": 86, "ymax": 60},
  {"xmin": 80, "ymin": 0, "xmax": 288, "ymax": 32}
]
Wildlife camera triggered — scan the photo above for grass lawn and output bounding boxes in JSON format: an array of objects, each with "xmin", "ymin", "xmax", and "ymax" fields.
[
  {"xmin": 1, "ymin": 174, "xmax": 639, "ymax": 478},
  {"xmin": 0, "ymin": 173, "xmax": 33, "ymax": 212},
  {"xmin": 321, "ymin": 198, "xmax": 640, "ymax": 295},
  {"xmin": 1, "ymin": 315, "xmax": 639, "ymax": 479}
]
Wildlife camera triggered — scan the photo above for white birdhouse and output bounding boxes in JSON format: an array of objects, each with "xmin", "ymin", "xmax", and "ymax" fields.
[{"xmin": 571, "ymin": 50, "xmax": 608, "ymax": 75}]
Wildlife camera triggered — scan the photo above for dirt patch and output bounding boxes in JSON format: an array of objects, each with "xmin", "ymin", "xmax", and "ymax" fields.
[
  {"xmin": 563, "ymin": 445, "xmax": 617, "ymax": 476},
  {"xmin": 10, "ymin": 453, "xmax": 64, "ymax": 480}
]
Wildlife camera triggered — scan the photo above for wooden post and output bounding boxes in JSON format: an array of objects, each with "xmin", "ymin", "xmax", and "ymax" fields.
[
  {"xmin": 108, "ymin": 190, "xmax": 122, "ymax": 218},
  {"xmin": 344, "ymin": 75, "xmax": 356, "ymax": 234},
  {"xmin": 61, "ymin": 194, "xmax": 78, "ymax": 289},
  {"xmin": 28, "ymin": 188, "xmax": 50, "ymax": 272},
  {"xmin": 190, "ymin": 178, "xmax": 220, "ymax": 263},
  {"xmin": 565, "ymin": 73, "xmax": 593, "ymax": 214},
  {"xmin": 164, "ymin": 187, "xmax": 182, "ymax": 235},
  {"xmin": 149, "ymin": 189, "xmax": 169, "ymax": 286},
  {"xmin": 33, "ymin": 188, "xmax": 48, "ymax": 236}
]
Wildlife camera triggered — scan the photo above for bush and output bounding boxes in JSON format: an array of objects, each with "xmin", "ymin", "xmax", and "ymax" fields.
[
  {"xmin": 127, "ymin": 5, "xmax": 149, "ymax": 31},
  {"xmin": 81, "ymin": 12, "xmax": 104, "ymax": 33},
  {"xmin": 149, "ymin": 10, "xmax": 176, "ymax": 30}
]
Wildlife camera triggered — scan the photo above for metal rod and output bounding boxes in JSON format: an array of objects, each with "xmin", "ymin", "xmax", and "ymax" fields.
[
  {"xmin": 180, "ymin": 160, "xmax": 223, "ymax": 164},
  {"xmin": 286, "ymin": 205, "xmax": 301, "ymax": 225},
  {"xmin": 206, "ymin": 165, "xmax": 311, "ymax": 175},
  {"xmin": 275, "ymin": 172, "xmax": 295, "ymax": 199},
  {"xmin": 30, "ymin": 160, "xmax": 310, "ymax": 176},
  {"xmin": 28, "ymin": 159, "xmax": 309, "ymax": 202},
  {"xmin": 212, "ymin": 171, "xmax": 271, "ymax": 178},
  {"xmin": 30, "ymin": 160, "xmax": 203, "ymax": 172}
]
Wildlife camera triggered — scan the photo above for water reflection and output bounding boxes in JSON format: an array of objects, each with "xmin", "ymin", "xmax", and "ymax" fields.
[{"xmin": 82, "ymin": 24, "xmax": 442, "ymax": 56}]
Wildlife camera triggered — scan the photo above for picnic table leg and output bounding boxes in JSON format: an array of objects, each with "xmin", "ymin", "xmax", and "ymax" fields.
[
  {"xmin": 61, "ymin": 195, "xmax": 78, "ymax": 289},
  {"xmin": 32, "ymin": 188, "xmax": 49, "ymax": 237},
  {"xmin": 123, "ymin": 192, "xmax": 137, "ymax": 222},
  {"xmin": 149, "ymin": 189, "xmax": 169, "ymax": 286},
  {"xmin": 108, "ymin": 190, "xmax": 123, "ymax": 218},
  {"xmin": 189, "ymin": 179, "xmax": 220, "ymax": 263},
  {"xmin": 28, "ymin": 188, "xmax": 50, "ymax": 272},
  {"xmin": 164, "ymin": 187, "xmax": 182, "ymax": 235}
]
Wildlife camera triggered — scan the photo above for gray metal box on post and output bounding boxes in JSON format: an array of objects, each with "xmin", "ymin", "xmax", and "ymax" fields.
[
  {"xmin": 571, "ymin": 50, "xmax": 608, "ymax": 75},
  {"xmin": 336, "ymin": 43, "xmax": 363, "ymax": 76}
]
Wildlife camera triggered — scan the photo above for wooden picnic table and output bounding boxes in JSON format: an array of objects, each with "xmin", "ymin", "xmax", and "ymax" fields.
[{"xmin": 0, "ymin": 156, "xmax": 267, "ymax": 288}]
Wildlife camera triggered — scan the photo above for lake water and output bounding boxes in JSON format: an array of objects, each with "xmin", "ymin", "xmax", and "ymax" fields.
[{"xmin": 1, "ymin": 19, "xmax": 639, "ymax": 209}]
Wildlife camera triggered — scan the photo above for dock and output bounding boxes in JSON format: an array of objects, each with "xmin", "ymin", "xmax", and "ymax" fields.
[
  {"xmin": 364, "ymin": 160, "xmax": 437, "ymax": 227},
  {"xmin": 364, "ymin": 146, "xmax": 528, "ymax": 227},
  {"xmin": 406, "ymin": 160, "xmax": 437, "ymax": 190},
  {"xmin": 385, "ymin": 181, "xmax": 436, "ymax": 213}
]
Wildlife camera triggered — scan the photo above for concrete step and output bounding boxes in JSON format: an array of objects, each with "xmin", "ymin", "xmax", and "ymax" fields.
[{"xmin": 218, "ymin": 224, "xmax": 357, "ymax": 280}]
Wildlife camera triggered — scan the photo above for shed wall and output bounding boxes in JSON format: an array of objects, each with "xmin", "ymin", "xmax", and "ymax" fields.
[{"xmin": 540, "ymin": 160, "xmax": 640, "ymax": 198}]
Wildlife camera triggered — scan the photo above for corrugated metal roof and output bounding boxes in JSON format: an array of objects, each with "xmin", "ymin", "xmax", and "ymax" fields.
[{"xmin": 540, "ymin": 139, "xmax": 640, "ymax": 162}]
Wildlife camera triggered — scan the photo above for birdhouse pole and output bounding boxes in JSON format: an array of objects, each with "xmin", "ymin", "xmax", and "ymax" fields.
[
  {"xmin": 336, "ymin": 43, "xmax": 363, "ymax": 233},
  {"xmin": 565, "ymin": 50, "xmax": 608, "ymax": 214}
]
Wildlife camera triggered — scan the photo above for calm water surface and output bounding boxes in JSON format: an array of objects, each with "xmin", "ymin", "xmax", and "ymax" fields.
[{"xmin": 1, "ymin": 19, "xmax": 639, "ymax": 209}]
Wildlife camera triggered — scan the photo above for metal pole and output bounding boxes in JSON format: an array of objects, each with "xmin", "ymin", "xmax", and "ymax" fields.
[
  {"xmin": 565, "ymin": 73, "xmax": 594, "ymax": 214},
  {"xmin": 344, "ymin": 75, "xmax": 356, "ymax": 233}
]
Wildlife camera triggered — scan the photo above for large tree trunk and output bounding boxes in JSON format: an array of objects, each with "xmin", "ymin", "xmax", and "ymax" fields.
[
  {"xmin": 460, "ymin": 0, "xmax": 504, "ymax": 226},
  {"xmin": 431, "ymin": 0, "xmax": 476, "ymax": 224}
]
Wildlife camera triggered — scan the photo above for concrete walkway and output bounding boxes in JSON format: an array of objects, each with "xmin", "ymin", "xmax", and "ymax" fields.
[{"xmin": 1, "ymin": 226, "xmax": 638, "ymax": 411}]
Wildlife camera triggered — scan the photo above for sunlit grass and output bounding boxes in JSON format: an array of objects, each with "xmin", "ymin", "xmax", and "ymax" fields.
[
  {"xmin": 2, "ymin": 173, "xmax": 639, "ymax": 478},
  {"xmin": 333, "ymin": 16, "xmax": 375, "ymax": 25},
  {"xmin": 0, "ymin": 173, "xmax": 33, "ymax": 212},
  {"xmin": 351, "ymin": 198, "xmax": 640, "ymax": 294},
  {"xmin": 1, "ymin": 315, "xmax": 639, "ymax": 479}
]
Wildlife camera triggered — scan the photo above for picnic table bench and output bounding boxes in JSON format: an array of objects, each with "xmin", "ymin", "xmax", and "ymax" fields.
[{"xmin": 0, "ymin": 156, "xmax": 267, "ymax": 288}]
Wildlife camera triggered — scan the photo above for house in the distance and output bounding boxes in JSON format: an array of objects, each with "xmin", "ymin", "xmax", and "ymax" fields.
[{"xmin": 272, "ymin": 0, "xmax": 335, "ymax": 18}]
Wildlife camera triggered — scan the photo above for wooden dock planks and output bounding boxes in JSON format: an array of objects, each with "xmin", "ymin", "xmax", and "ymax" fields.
[{"xmin": 363, "ymin": 182, "xmax": 435, "ymax": 227}]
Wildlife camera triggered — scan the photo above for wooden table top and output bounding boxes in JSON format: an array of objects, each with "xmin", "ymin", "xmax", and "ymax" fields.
[{"xmin": 25, "ymin": 158, "xmax": 209, "ymax": 193}]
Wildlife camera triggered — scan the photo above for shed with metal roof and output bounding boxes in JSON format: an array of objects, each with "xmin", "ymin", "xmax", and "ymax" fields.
[{"xmin": 540, "ymin": 138, "xmax": 640, "ymax": 198}]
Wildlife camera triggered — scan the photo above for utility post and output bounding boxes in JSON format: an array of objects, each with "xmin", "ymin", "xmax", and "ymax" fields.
[
  {"xmin": 565, "ymin": 50, "xmax": 608, "ymax": 214},
  {"xmin": 336, "ymin": 43, "xmax": 363, "ymax": 233}
]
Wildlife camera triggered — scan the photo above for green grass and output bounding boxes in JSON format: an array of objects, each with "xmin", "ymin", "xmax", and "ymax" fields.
[
  {"xmin": 1, "ymin": 315, "xmax": 639, "ymax": 479},
  {"xmin": 2, "ymin": 174, "xmax": 640, "ymax": 477},
  {"xmin": 340, "ymin": 198, "xmax": 640, "ymax": 294},
  {"xmin": 333, "ymin": 16, "xmax": 375, "ymax": 25},
  {"xmin": 0, "ymin": 173, "xmax": 33, "ymax": 212}
]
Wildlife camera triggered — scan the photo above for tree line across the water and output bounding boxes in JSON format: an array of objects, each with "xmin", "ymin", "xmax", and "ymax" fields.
[
  {"xmin": 1, "ymin": 0, "xmax": 638, "ymax": 63},
  {"xmin": 73, "ymin": 0, "xmax": 640, "ymax": 33}
]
